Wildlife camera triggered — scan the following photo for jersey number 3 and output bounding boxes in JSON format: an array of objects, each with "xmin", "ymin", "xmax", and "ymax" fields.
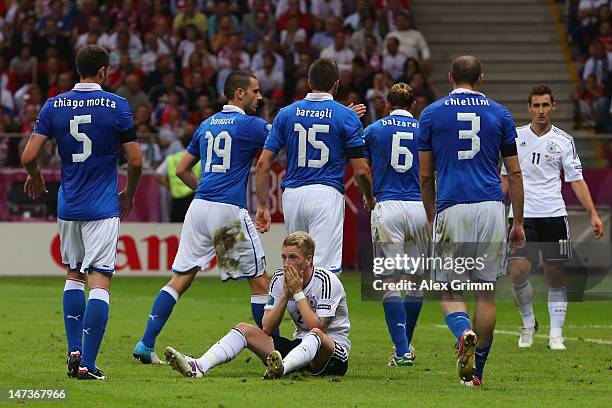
[
  {"xmin": 457, "ymin": 113, "xmax": 480, "ymax": 160},
  {"xmin": 70, "ymin": 115, "xmax": 92, "ymax": 163}
]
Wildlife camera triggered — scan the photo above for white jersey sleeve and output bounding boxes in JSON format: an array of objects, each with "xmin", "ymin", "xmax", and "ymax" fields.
[
  {"xmin": 315, "ymin": 271, "xmax": 345, "ymax": 318},
  {"xmin": 264, "ymin": 270, "xmax": 285, "ymax": 310},
  {"xmin": 561, "ymin": 137, "xmax": 583, "ymax": 182}
]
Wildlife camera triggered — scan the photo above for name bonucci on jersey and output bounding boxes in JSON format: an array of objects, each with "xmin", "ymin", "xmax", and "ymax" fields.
[
  {"xmin": 502, "ymin": 125, "xmax": 583, "ymax": 218},
  {"xmin": 265, "ymin": 267, "xmax": 351, "ymax": 353}
]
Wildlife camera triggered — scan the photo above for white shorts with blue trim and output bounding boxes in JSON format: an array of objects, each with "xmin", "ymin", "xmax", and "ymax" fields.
[
  {"xmin": 432, "ymin": 201, "xmax": 506, "ymax": 284},
  {"xmin": 172, "ymin": 199, "xmax": 265, "ymax": 281},
  {"xmin": 58, "ymin": 217, "xmax": 120, "ymax": 274},
  {"xmin": 282, "ymin": 184, "xmax": 344, "ymax": 273}
]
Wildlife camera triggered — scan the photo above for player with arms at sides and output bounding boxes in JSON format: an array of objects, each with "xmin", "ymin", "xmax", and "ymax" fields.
[
  {"xmin": 255, "ymin": 58, "xmax": 376, "ymax": 274},
  {"xmin": 133, "ymin": 71, "xmax": 277, "ymax": 364},
  {"xmin": 164, "ymin": 232, "xmax": 351, "ymax": 379},
  {"xmin": 364, "ymin": 83, "xmax": 427, "ymax": 367},
  {"xmin": 418, "ymin": 56, "xmax": 525, "ymax": 386},
  {"xmin": 21, "ymin": 45, "xmax": 143, "ymax": 380},
  {"xmin": 501, "ymin": 84, "xmax": 604, "ymax": 351}
]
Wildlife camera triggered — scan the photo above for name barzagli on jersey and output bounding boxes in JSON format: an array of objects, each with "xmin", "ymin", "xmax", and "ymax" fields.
[
  {"xmin": 295, "ymin": 107, "xmax": 333, "ymax": 119},
  {"xmin": 52, "ymin": 97, "xmax": 117, "ymax": 109}
]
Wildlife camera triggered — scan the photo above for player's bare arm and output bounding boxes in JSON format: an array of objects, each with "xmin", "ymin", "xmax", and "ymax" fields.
[
  {"xmin": 255, "ymin": 149, "xmax": 277, "ymax": 232},
  {"xmin": 570, "ymin": 179, "xmax": 604, "ymax": 239},
  {"xmin": 119, "ymin": 141, "xmax": 143, "ymax": 220},
  {"xmin": 261, "ymin": 293, "xmax": 289, "ymax": 336},
  {"xmin": 419, "ymin": 150, "xmax": 436, "ymax": 227},
  {"xmin": 175, "ymin": 151, "xmax": 200, "ymax": 190},
  {"xmin": 503, "ymin": 154, "xmax": 526, "ymax": 247},
  {"xmin": 350, "ymin": 157, "xmax": 376, "ymax": 210},
  {"xmin": 21, "ymin": 133, "xmax": 50, "ymax": 200},
  {"xmin": 500, "ymin": 174, "xmax": 509, "ymax": 196}
]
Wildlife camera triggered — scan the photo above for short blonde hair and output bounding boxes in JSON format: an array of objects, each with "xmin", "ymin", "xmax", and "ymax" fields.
[{"xmin": 282, "ymin": 231, "xmax": 315, "ymax": 258}]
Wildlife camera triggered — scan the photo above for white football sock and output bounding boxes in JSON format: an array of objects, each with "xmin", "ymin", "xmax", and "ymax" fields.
[
  {"xmin": 511, "ymin": 280, "xmax": 536, "ymax": 328},
  {"xmin": 548, "ymin": 287, "xmax": 567, "ymax": 338},
  {"xmin": 197, "ymin": 328, "xmax": 247, "ymax": 373},
  {"xmin": 282, "ymin": 332, "xmax": 321, "ymax": 375}
]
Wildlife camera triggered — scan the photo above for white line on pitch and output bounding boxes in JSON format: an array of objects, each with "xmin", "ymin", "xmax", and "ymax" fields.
[{"xmin": 432, "ymin": 324, "xmax": 612, "ymax": 345}]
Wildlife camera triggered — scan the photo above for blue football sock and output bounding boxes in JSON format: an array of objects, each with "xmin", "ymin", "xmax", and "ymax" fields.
[
  {"xmin": 475, "ymin": 337, "xmax": 493, "ymax": 379},
  {"xmin": 63, "ymin": 279, "xmax": 86, "ymax": 354},
  {"xmin": 444, "ymin": 311, "xmax": 471, "ymax": 341},
  {"xmin": 81, "ymin": 288, "xmax": 110, "ymax": 371},
  {"xmin": 251, "ymin": 295, "xmax": 279, "ymax": 336},
  {"xmin": 383, "ymin": 296, "xmax": 409, "ymax": 356},
  {"xmin": 404, "ymin": 295, "xmax": 423, "ymax": 346},
  {"xmin": 140, "ymin": 285, "xmax": 179, "ymax": 349}
]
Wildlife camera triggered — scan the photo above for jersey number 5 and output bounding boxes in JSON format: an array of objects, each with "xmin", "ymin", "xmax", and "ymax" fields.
[
  {"xmin": 295, "ymin": 123, "xmax": 329, "ymax": 168},
  {"xmin": 70, "ymin": 115, "xmax": 92, "ymax": 163},
  {"xmin": 457, "ymin": 112, "xmax": 480, "ymax": 160}
]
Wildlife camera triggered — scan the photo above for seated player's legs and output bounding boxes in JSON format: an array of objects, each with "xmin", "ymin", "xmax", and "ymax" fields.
[
  {"xmin": 267, "ymin": 328, "xmax": 349, "ymax": 378},
  {"xmin": 286, "ymin": 185, "xmax": 345, "ymax": 273},
  {"xmin": 58, "ymin": 219, "xmax": 87, "ymax": 377},
  {"xmin": 165, "ymin": 323, "xmax": 275, "ymax": 378},
  {"xmin": 77, "ymin": 217, "xmax": 120, "ymax": 380}
]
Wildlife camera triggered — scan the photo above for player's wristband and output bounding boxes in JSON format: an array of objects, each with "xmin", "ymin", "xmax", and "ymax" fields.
[{"xmin": 293, "ymin": 291, "xmax": 306, "ymax": 302}]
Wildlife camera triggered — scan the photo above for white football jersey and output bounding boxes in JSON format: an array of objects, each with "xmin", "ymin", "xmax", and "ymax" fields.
[
  {"xmin": 502, "ymin": 125, "xmax": 583, "ymax": 218},
  {"xmin": 265, "ymin": 267, "xmax": 351, "ymax": 353}
]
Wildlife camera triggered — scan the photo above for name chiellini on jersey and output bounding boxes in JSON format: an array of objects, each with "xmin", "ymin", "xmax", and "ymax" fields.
[{"xmin": 32, "ymin": 83, "xmax": 136, "ymax": 221}]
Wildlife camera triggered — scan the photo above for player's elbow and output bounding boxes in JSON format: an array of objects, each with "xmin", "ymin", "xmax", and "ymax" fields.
[
  {"xmin": 127, "ymin": 152, "xmax": 144, "ymax": 169},
  {"xmin": 21, "ymin": 150, "xmax": 36, "ymax": 167},
  {"xmin": 352, "ymin": 164, "xmax": 371, "ymax": 181},
  {"xmin": 255, "ymin": 156, "xmax": 271, "ymax": 176},
  {"xmin": 262, "ymin": 322, "xmax": 276, "ymax": 336}
]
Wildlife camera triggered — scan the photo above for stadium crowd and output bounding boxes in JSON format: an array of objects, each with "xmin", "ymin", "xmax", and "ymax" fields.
[
  {"xmin": 567, "ymin": 0, "xmax": 612, "ymax": 132},
  {"xmin": 0, "ymin": 0, "xmax": 436, "ymax": 169}
]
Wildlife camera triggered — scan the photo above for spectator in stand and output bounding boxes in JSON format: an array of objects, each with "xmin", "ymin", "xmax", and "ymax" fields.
[
  {"xmin": 384, "ymin": 12, "xmax": 430, "ymax": 61},
  {"xmin": 141, "ymin": 32, "xmax": 165, "ymax": 75},
  {"xmin": 10, "ymin": 15, "xmax": 39, "ymax": 54},
  {"xmin": 173, "ymin": 0, "xmax": 208, "ymax": 35},
  {"xmin": 177, "ymin": 24, "xmax": 199, "ymax": 69},
  {"xmin": 378, "ymin": 0, "xmax": 411, "ymax": 38},
  {"xmin": 10, "ymin": 45, "xmax": 37, "ymax": 89},
  {"xmin": 47, "ymin": 71, "xmax": 73, "ymax": 99},
  {"xmin": 108, "ymin": 0, "xmax": 140, "ymax": 32},
  {"xmin": 217, "ymin": 32, "xmax": 251, "ymax": 71},
  {"xmin": 251, "ymin": 35, "xmax": 284, "ymax": 74},
  {"xmin": 351, "ymin": 56, "xmax": 373, "ymax": 99},
  {"xmin": 254, "ymin": 52, "xmax": 284, "ymax": 97},
  {"xmin": 361, "ymin": 33, "xmax": 382, "ymax": 72},
  {"xmin": 152, "ymin": 16, "xmax": 177, "ymax": 55},
  {"xmin": 410, "ymin": 71, "xmax": 436, "ymax": 104},
  {"xmin": 311, "ymin": 16, "xmax": 341, "ymax": 54},
  {"xmin": 210, "ymin": 15, "xmax": 234, "ymax": 53},
  {"xmin": 38, "ymin": 55, "xmax": 61, "ymax": 97},
  {"xmin": 321, "ymin": 32, "xmax": 355, "ymax": 73},
  {"xmin": 154, "ymin": 91, "xmax": 188, "ymax": 127},
  {"xmin": 72, "ymin": 0, "xmax": 99, "ymax": 35},
  {"xmin": 344, "ymin": 0, "xmax": 371, "ymax": 31},
  {"xmin": 185, "ymin": 71, "xmax": 215, "ymax": 112},
  {"xmin": 596, "ymin": 20, "xmax": 612, "ymax": 51},
  {"xmin": 116, "ymin": 73, "xmax": 149, "ymax": 113},
  {"xmin": 351, "ymin": 12, "xmax": 380, "ymax": 53},
  {"xmin": 158, "ymin": 107, "xmax": 188, "ymax": 157},
  {"xmin": 243, "ymin": 0, "xmax": 275, "ymax": 42},
  {"xmin": 366, "ymin": 71, "xmax": 392, "ymax": 122},
  {"xmin": 36, "ymin": 0, "xmax": 74, "ymax": 37},
  {"xmin": 582, "ymin": 40, "xmax": 612, "ymax": 85},
  {"xmin": 216, "ymin": 52, "xmax": 242, "ymax": 99},
  {"xmin": 0, "ymin": 55, "xmax": 15, "ymax": 93},
  {"xmin": 398, "ymin": 57, "xmax": 421, "ymax": 83},
  {"xmin": 37, "ymin": 16, "xmax": 72, "ymax": 61},
  {"xmin": 208, "ymin": 0, "xmax": 239, "ymax": 38},
  {"xmin": 277, "ymin": 0, "xmax": 313, "ymax": 32},
  {"xmin": 280, "ymin": 15, "xmax": 308, "ymax": 54},
  {"xmin": 148, "ymin": 71, "xmax": 188, "ymax": 107},
  {"xmin": 311, "ymin": 0, "xmax": 343, "ymax": 21},
  {"xmin": 101, "ymin": 18, "xmax": 143, "ymax": 53},
  {"xmin": 275, "ymin": 0, "xmax": 308, "ymax": 19},
  {"xmin": 109, "ymin": 32, "xmax": 142, "ymax": 68},
  {"xmin": 575, "ymin": 73, "xmax": 605, "ymax": 128},
  {"xmin": 382, "ymin": 36, "xmax": 407, "ymax": 80},
  {"xmin": 194, "ymin": 38, "xmax": 219, "ymax": 79},
  {"xmin": 144, "ymin": 54, "xmax": 173, "ymax": 94},
  {"xmin": 139, "ymin": 0, "xmax": 173, "ymax": 33},
  {"xmin": 75, "ymin": 15, "xmax": 110, "ymax": 52},
  {"xmin": 244, "ymin": 10, "xmax": 275, "ymax": 54}
]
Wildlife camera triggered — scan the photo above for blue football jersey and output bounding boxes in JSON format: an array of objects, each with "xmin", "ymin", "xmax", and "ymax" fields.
[
  {"xmin": 263, "ymin": 93, "xmax": 365, "ymax": 193},
  {"xmin": 33, "ymin": 82, "xmax": 135, "ymax": 221},
  {"xmin": 418, "ymin": 89, "xmax": 517, "ymax": 212},
  {"xmin": 364, "ymin": 109, "xmax": 421, "ymax": 202},
  {"xmin": 187, "ymin": 105, "xmax": 269, "ymax": 209}
]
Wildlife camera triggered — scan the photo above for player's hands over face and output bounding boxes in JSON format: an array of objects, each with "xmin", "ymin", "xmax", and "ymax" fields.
[
  {"xmin": 363, "ymin": 196, "xmax": 376, "ymax": 211},
  {"xmin": 347, "ymin": 102, "xmax": 367, "ymax": 118},
  {"xmin": 508, "ymin": 223, "xmax": 526, "ymax": 251},
  {"xmin": 284, "ymin": 265, "xmax": 303, "ymax": 295},
  {"xmin": 591, "ymin": 214, "xmax": 604, "ymax": 239},
  {"xmin": 118, "ymin": 190, "xmax": 134, "ymax": 220},
  {"xmin": 256, "ymin": 206, "xmax": 271, "ymax": 233},
  {"xmin": 24, "ymin": 172, "xmax": 47, "ymax": 200}
]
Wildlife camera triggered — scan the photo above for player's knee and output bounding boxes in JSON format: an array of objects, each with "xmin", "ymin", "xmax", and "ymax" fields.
[
  {"xmin": 310, "ymin": 327, "xmax": 324, "ymax": 338},
  {"xmin": 235, "ymin": 323, "xmax": 258, "ymax": 336}
]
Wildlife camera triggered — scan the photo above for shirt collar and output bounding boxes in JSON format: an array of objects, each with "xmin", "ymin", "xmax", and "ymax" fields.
[
  {"xmin": 305, "ymin": 92, "xmax": 334, "ymax": 101},
  {"xmin": 222, "ymin": 104, "xmax": 245, "ymax": 115},
  {"xmin": 450, "ymin": 88, "xmax": 485, "ymax": 97},
  {"xmin": 72, "ymin": 82, "xmax": 102, "ymax": 91},
  {"xmin": 389, "ymin": 109, "xmax": 413, "ymax": 118}
]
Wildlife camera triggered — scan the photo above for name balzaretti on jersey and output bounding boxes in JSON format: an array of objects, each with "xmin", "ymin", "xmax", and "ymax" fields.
[
  {"xmin": 380, "ymin": 117, "xmax": 419, "ymax": 128},
  {"xmin": 52, "ymin": 97, "xmax": 117, "ymax": 109},
  {"xmin": 295, "ymin": 107, "xmax": 333, "ymax": 119}
]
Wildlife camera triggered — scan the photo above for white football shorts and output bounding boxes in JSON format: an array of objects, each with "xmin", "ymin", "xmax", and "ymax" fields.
[
  {"xmin": 282, "ymin": 184, "xmax": 344, "ymax": 273},
  {"xmin": 432, "ymin": 201, "xmax": 507, "ymax": 284},
  {"xmin": 172, "ymin": 199, "xmax": 265, "ymax": 281},
  {"xmin": 371, "ymin": 200, "xmax": 429, "ymax": 277},
  {"xmin": 58, "ymin": 217, "xmax": 120, "ymax": 274}
]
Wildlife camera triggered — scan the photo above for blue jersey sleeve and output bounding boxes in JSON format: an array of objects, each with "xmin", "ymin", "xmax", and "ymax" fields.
[
  {"xmin": 114, "ymin": 98, "xmax": 135, "ymax": 133},
  {"xmin": 249, "ymin": 117, "xmax": 271, "ymax": 148},
  {"xmin": 263, "ymin": 109, "xmax": 285, "ymax": 153},
  {"xmin": 343, "ymin": 110, "xmax": 365, "ymax": 150},
  {"xmin": 363, "ymin": 124, "xmax": 374, "ymax": 161},
  {"xmin": 187, "ymin": 126, "xmax": 202, "ymax": 158},
  {"xmin": 501, "ymin": 108, "xmax": 518, "ymax": 145},
  {"xmin": 417, "ymin": 107, "xmax": 432, "ymax": 151},
  {"xmin": 32, "ymin": 100, "xmax": 54, "ymax": 139}
]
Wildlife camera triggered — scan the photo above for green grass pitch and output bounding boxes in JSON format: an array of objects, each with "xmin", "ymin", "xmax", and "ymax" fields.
[{"xmin": 1, "ymin": 275, "xmax": 611, "ymax": 407}]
